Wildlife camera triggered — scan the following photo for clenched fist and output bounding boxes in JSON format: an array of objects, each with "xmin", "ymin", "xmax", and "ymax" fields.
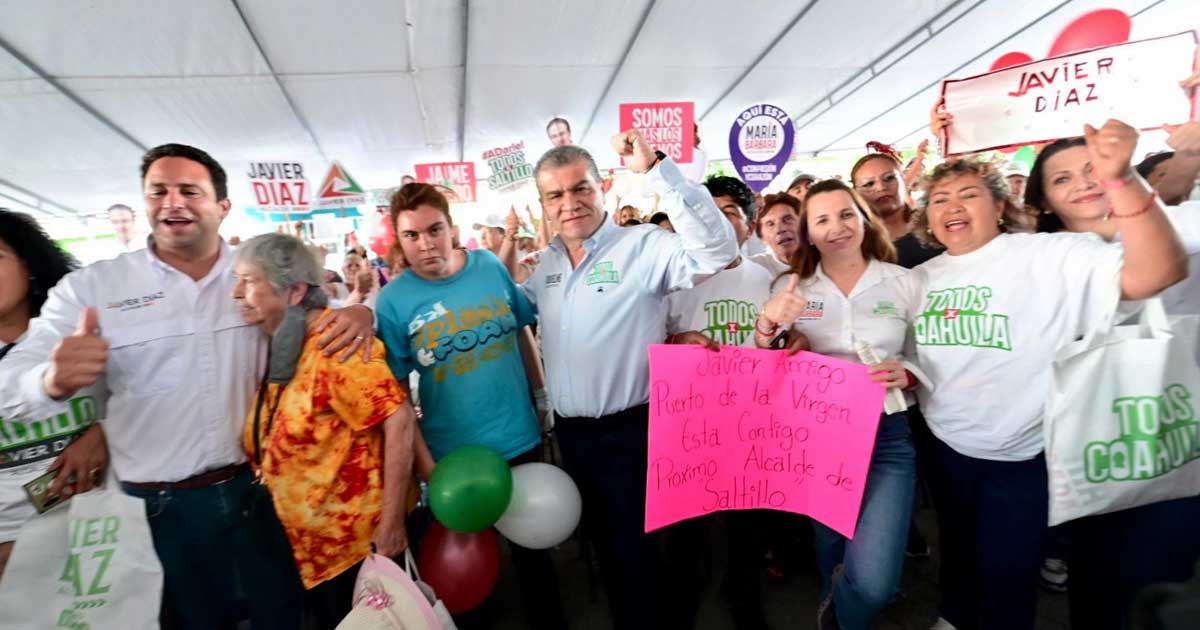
[
  {"xmin": 43, "ymin": 308, "xmax": 108, "ymax": 400},
  {"xmin": 611, "ymin": 129, "xmax": 659, "ymax": 174}
]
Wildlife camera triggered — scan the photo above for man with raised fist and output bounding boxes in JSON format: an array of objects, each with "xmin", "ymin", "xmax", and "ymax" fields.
[
  {"xmin": 0, "ymin": 143, "xmax": 376, "ymax": 630},
  {"xmin": 507, "ymin": 129, "xmax": 736, "ymax": 629}
]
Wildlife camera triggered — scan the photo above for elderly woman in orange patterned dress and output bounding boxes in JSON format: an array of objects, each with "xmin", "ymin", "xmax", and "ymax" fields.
[{"xmin": 232, "ymin": 233, "xmax": 417, "ymax": 629}]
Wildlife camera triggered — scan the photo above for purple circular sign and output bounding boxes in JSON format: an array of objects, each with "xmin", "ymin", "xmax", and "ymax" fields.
[{"xmin": 728, "ymin": 103, "xmax": 795, "ymax": 192}]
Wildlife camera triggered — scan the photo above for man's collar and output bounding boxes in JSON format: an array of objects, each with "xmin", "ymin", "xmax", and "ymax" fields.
[{"xmin": 146, "ymin": 237, "xmax": 233, "ymax": 281}]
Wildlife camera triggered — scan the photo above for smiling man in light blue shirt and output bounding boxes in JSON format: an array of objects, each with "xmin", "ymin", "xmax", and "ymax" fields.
[{"xmin": 511, "ymin": 129, "xmax": 736, "ymax": 628}]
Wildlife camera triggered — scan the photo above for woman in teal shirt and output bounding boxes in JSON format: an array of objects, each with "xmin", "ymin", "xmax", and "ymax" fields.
[{"xmin": 375, "ymin": 183, "xmax": 564, "ymax": 630}]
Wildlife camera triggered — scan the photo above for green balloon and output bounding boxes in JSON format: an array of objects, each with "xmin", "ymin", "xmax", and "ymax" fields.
[{"xmin": 429, "ymin": 445, "xmax": 513, "ymax": 532}]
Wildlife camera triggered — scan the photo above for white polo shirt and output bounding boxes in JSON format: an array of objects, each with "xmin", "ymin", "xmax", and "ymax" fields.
[
  {"xmin": 776, "ymin": 259, "xmax": 923, "ymax": 407},
  {"xmin": 0, "ymin": 242, "xmax": 265, "ymax": 483},
  {"xmin": 522, "ymin": 157, "xmax": 738, "ymax": 418}
]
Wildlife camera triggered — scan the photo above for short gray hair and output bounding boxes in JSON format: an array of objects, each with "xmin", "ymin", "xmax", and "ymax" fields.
[
  {"xmin": 534, "ymin": 145, "xmax": 602, "ymax": 196},
  {"xmin": 234, "ymin": 233, "xmax": 329, "ymax": 309}
]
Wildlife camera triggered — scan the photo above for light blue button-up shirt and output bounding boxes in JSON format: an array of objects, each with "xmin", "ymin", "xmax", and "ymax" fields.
[{"xmin": 522, "ymin": 157, "xmax": 737, "ymax": 418}]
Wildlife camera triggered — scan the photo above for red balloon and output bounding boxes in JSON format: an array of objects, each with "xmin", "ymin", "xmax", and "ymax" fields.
[
  {"xmin": 1047, "ymin": 9, "xmax": 1131, "ymax": 58},
  {"xmin": 990, "ymin": 52, "xmax": 1034, "ymax": 71},
  {"xmin": 416, "ymin": 522, "xmax": 500, "ymax": 614}
]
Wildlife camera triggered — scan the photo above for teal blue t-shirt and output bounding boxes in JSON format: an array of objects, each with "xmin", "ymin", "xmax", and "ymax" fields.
[{"xmin": 376, "ymin": 249, "xmax": 539, "ymax": 461}]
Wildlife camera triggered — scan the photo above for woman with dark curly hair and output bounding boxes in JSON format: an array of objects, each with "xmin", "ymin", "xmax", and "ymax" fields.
[{"xmin": 0, "ymin": 210, "xmax": 108, "ymax": 579}]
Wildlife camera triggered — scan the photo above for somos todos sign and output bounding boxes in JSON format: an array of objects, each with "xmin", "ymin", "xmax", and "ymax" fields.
[{"xmin": 619, "ymin": 102, "xmax": 695, "ymax": 163}]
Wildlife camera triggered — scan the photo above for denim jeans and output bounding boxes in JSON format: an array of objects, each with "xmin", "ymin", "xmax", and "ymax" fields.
[
  {"xmin": 122, "ymin": 468, "xmax": 304, "ymax": 630},
  {"xmin": 925, "ymin": 435, "xmax": 1047, "ymax": 630},
  {"xmin": 812, "ymin": 411, "xmax": 917, "ymax": 630}
]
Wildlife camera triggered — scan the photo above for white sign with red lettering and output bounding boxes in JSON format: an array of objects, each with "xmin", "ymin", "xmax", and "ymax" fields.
[
  {"xmin": 246, "ymin": 161, "xmax": 310, "ymax": 213},
  {"xmin": 941, "ymin": 32, "xmax": 1198, "ymax": 156}
]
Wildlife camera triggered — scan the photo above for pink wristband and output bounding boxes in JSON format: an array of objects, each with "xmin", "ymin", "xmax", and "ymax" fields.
[{"xmin": 1100, "ymin": 171, "xmax": 1134, "ymax": 191}]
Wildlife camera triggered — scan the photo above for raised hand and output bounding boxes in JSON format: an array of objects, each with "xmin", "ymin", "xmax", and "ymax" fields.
[
  {"xmin": 1083, "ymin": 119, "xmax": 1138, "ymax": 183},
  {"xmin": 611, "ymin": 129, "xmax": 658, "ymax": 174},
  {"xmin": 761, "ymin": 274, "xmax": 809, "ymax": 328},
  {"xmin": 43, "ymin": 307, "xmax": 108, "ymax": 400}
]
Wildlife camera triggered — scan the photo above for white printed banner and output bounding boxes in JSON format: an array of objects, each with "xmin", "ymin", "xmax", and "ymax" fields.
[{"xmin": 941, "ymin": 31, "xmax": 1198, "ymax": 156}]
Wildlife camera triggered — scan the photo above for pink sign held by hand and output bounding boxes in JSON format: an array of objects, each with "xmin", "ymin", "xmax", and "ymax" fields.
[{"xmin": 645, "ymin": 344, "xmax": 885, "ymax": 538}]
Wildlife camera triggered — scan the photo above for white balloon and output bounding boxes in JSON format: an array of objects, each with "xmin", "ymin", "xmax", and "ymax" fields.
[{"xmin": 495, "ymin": 463, "xmax": 582, "ymax": 550}]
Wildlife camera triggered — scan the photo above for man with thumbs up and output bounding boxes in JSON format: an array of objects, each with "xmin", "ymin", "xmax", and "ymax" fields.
[
  {"xmin": 42, "ymin": 308, "xmax": 108, "ymax": 401},
  {"xmin": 1, "ymin": 143, "xmax": 376, "ymax": 630},
  {"xmin": 508, "ymin": 129, "xmax": 736, "ymax": 629}
]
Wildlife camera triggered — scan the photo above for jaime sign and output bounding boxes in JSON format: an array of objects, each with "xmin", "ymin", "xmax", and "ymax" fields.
[
  {"xmin": 645, "ymin": 345, "xmax": 885, "ymax": 538},
  {"xmin": 414, "ymin": 161, "xmax": 477, "ymax": 204},
  {"xmin": 619, "ymin": 102, "xmax": 694, "ymax": 163},
  {"xmin": 728, "ymin": 104, "xmax": 794, "ymax": 192},
  {"xmin": 941, "ymin": 31, "xmax": 1198, "ymax": 155}
]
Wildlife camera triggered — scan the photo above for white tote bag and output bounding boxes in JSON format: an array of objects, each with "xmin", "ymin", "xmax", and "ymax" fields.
[
  {"xmin": 336, "ymin": 552, "xmax": 443, "ymax": 630},
  {"xmin": 0, "ymin": 470, "xmax": 164, "ymax": 629},
  {"xmin": 1044, "ymin": 298, "xmax": 1200, "ymax": 526},
  {"xmin": 405, "ymin": 549, "xmax": 458, "ymax": 630}
]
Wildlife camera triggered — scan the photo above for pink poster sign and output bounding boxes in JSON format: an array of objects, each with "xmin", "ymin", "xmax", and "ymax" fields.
[{"xmin": 646, "ymin": 345, "xmax": 885, "ymax": 538}]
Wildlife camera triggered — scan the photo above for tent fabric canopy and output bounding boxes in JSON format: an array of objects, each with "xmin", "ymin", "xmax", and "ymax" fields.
[{"xmin": 0, "ymin": 0, "xmax": 1196, "ymax": 221}]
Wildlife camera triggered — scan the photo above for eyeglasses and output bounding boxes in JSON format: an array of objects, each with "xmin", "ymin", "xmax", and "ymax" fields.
[{"xmin": 855, "ymin": 172, "xmax": 898, "ymax": 192}]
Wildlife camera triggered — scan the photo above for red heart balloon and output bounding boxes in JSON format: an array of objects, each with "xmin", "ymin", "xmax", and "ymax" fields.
[
  {"xmin": 990, "ymin": 52, "xmax": 1034, "ymax": 71},
  {"xmin": 1047, "ymin": 9, "xmax": 1131, "ymax": 58}
]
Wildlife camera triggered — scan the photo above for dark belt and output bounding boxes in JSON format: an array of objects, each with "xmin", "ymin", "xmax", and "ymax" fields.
[
  {"xmin": 556, "ymin": 403, "xmax": 650, "ymax": 426},
  {"xmin": 123, "ymin": 463, "xmax": 248, "ymax": 491}
]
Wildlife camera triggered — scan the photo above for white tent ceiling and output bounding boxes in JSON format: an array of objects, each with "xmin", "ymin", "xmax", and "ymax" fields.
[{"xmin": 1, "ymin": 0, "xmax": 1197, "ymax": 222}]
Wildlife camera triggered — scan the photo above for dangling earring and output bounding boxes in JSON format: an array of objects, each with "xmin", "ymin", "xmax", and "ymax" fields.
[{"xmin": 997, "ymin": 216, "xmax": 1004, "ymax": 225}]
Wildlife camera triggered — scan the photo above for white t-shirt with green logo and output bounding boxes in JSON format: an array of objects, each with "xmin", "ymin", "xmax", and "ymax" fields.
[
  {"xmin": 897, "ymin": 232, "xmax": 1123, "ymax": 461},
  {"xmin": 0, "ymin": 335, "xmax": 105, "ymax": 541},
  {"xmin": 666, "ymin": 260, "xmax": 772, "ymax": 348}
]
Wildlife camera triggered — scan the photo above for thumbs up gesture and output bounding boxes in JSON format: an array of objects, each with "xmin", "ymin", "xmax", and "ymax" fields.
[
  {"xmin": 611, "ymin": 129, "xmax": 659, "ymax": 174},
  {"xmin": 761, "ymin": 274, "xmax": 809, "ymax": 328},
  {"xmin": 504, "ymin": 207, "xmax": 521, "ymax": 241},
  {"xmin": 43, "ymin": 308, "xmax": 109, "ymax": 400}
]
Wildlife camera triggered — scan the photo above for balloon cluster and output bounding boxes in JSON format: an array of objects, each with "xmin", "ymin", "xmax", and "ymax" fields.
[{"xmin": 416, "ymin": 445, "xmax": 582, "ymax": 614}]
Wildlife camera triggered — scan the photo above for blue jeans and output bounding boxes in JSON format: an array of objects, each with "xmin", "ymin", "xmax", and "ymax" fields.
[
  {"xmin": 122, "ymin": 468, "xmax": 304, "ymax": 630},
  {"xmin": 812, "ymin": 412, "xmax": 916, "ymax": 630},
  {"xmin": 926, "ymin": 435, "xmax": 1047, "ymax": 630}
]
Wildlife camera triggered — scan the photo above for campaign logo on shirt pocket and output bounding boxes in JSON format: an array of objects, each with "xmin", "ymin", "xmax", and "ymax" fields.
[
  {"xmin": 585, "ymin": 261, "xmax": 620, "ymax": 287},
  {"xmin": 797, "ymin": 300, "xmax": 824, "ymax": 320},
  {"xmin": 872, "ymin": 301, "xmax": 899, "ymax": 317}
]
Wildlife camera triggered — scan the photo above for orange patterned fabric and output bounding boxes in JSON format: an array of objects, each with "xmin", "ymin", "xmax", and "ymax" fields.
[{"xmin": 243, "ymin": 311, "xmax": 406, "ymax": 588}]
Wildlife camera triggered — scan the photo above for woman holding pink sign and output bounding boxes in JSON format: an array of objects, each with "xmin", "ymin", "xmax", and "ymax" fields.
[
  {"xmin": 755, "ymin": 179, "xmax": 925, "ymax": 630},
  {"xmin": 897, "ymin": 119, "xmax": 1187, "ymax": 630}
]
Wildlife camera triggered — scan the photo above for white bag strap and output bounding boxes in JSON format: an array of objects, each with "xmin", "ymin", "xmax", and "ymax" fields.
[
  {"xmin": 1060, "ymin": 297, "xmax": 1173, "ymax": 362},
  {"xmin": 403, "ymin": 547, "xmax": 421, "ymax": 582},
  {"xmin": 1136, "ymin": 297, "xmax": 1173, "ymax": 338}
]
